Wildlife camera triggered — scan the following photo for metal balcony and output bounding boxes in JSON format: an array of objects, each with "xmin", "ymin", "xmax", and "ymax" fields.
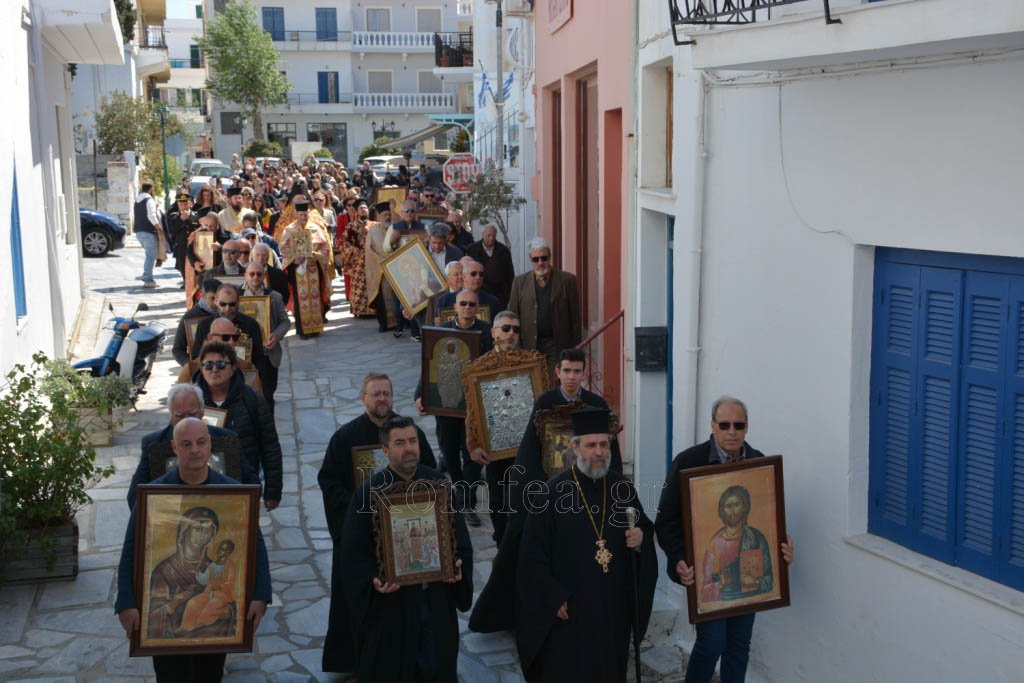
[
  {"xmin": 667, "ymin": 0, "xmax": 840, "ymax": 45},
  {"xmin": 353, "ymin": 92, "xmax": 455, "ymax": 113},
  {"xmin": 285, "ymin": 92, "xmax": 355, "ymax": 105},
  {"xmin": 139, "ymin": 24, "xmax": 166, "ymax": 49},
  {"xmin": 352, "ymin": 31, "xmax": 434, "ymax": 52},
  {"xmin": 434, "ymin": 32, "xmax": 473, "ymax": 68}
]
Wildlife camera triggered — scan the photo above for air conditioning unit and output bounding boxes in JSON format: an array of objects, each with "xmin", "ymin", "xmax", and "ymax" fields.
[
  {"xmin": 289, "ymin": 31, "xmax": 300, "ymax": 41},
  {"xmin": 505, "ymin": 0, "xmax": 532, "ymax": 16}
]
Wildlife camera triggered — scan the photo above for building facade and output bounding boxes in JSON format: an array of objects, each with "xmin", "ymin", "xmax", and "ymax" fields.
[
  {"xmin": 2, "ymin": 0, "xmax": 123, "ymax": 374},
  {"xmin": 206, "ymin": 0, "xmax": 466, "ymax": 166},
  {"xmin": 156, "ymin": 0, "xmax": 209, "ymax": 160},
  {"xmin": 634, "ymin": 0, "xmax": 1024, "ymax": 680}
]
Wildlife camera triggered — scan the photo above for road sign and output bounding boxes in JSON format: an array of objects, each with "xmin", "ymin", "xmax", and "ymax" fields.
[
  {"xmin": 443, "ymin": 153, "xmax": 480, "ymax": 194},
  {"xmin": 165, "ymin": 134, "xmax": 185, "ymax": 157}
]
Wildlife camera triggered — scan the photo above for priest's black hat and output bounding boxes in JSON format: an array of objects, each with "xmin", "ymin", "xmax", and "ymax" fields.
[
  {"xmin": 226, "ymin": 186, "xmax": 243, "ymax": 197},
  {"xmin": 293, "ymin": 198, "xmax": 311, "ymax": 210},
  {"xmin": 374, "ymin": 201, "xmax": 392, "ymax": 214},
  {"xmin": 570, "ymin": 406, "xmax": 611, "ymax": 437}
]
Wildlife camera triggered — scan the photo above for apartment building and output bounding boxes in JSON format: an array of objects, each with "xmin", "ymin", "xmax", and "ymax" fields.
[{"xmin": 207, "ymin": 0, "xmax": 468, "ymax": 165}]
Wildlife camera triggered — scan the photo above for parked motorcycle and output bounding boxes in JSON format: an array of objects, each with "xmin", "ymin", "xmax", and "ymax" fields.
[{"xmin": 73, "ymin": 302, "xmax": 166, "ymax": 399}]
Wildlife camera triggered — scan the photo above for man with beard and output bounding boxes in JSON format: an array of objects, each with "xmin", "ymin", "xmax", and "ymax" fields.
[
  {"xmin": 217, "ymin": 186, "xmax": 246, "ymax": 233},
  {"xmin": 115, "ymin": 418, "xmax": 271, "ymax": 682},
  {"xmin": 166, "ymin": 191, "xmax": 199, "ymax": 288},
  {"xmin": 469, "ymin": 347, "xmax": 623, "ymax": 632},
  {"xmin": 338, "ymin": 415, "xmax": 472, "ymax": 683},
  {"xmin": 655, "ymin": 396, "xmax": 794, "ymax": 683},
  {"xmin": 516, "ymin": 407, "xmax": 657, "ymax": 683},
  {"xmin": 317, "ymin": 374, "xmax": 437, "ymax": 675}
]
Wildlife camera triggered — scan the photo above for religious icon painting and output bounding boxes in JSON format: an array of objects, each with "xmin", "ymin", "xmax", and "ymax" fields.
[
  {"xmin": 381, "ymin": 239, "xmax": 447, "ymax": 315},
  {"xmin": 194, "ymin": 232, "xmax": 216, "ymax": 270},
  {"xmin": 202, "ymin": 407, "xmax": 228, "ymax": 428},
  {"xmin": 679, "ymin": 456, "xmax": 790, "ymax": 624},
  {"xmin": 437, "ymin": 304, "xmax": 491, "ymax": 325},
  {"xmin": 351, "ymin": 445, "xmax": 388, "ymax": 488},
  {"xmin": 241, "ymin": 368, "xmax": 262, "ymax": 395},
  {"xmin": 462, "ymin": 349, "xmax": 550, "ymax": 461},
  {"xmin": 185, "ymin": 318, "xmax": 202, "ymax": 355},
  {"xmin": 534, "ymin": 403, "xmax": 621, "ymax": 478},
  {"xmin": 238, "ymin": 295, "xmax": 272, "ymax": 346},
  {"xmin": 130, "ymin": 485, "xmax": 260, "ymax": 656},
  {"xmin": 372, "ymin": 479, "xmax": 458, "ymax": 587},
  {"xmin": 420, "ymin": 326, "xmax": 483, "ymax": 418},
  {"xmin": 146, "ymin": 436, "xmax": 244, "ymax": 483}
]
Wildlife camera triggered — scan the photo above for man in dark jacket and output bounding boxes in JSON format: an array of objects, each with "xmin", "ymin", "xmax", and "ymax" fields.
[
  {"xmin": 194, "ymin": 341, "xmax": 283, "ymax": 510},
  {"xmin": 127, "ymin": 383, "xmax": 256, "ymax": 509},
  {"xmin": 115, "ymin": 417, "xmax": 271, "ymax": 683},
  {"xmin": 171, "ymin": 279, "xmax": 221, "ymax": 365},
  {"xmin": 655, "ymin": 396, "xmax": 794, "ymax": 683},
  {"xmin": 166, "ymin": 191, "xmax": 199, "ymax": 287},
  {"xmin": 466, "ymin": 224, "xmax": 515, "ymax": 309}
]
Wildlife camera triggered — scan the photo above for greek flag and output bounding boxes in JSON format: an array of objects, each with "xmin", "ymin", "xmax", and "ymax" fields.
[
  {"xmin": 478, "ymin": 72, "xmax": 491, "ymax": 108},
  {"xmin": 501, "ymin": 71, "xmax": 514, "ymax": 100}
]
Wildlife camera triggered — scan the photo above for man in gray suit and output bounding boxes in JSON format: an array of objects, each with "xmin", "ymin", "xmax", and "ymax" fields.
[
  {"xmin": 508, "ymin": 236, "xmax": 582, "ymax": 372},
  {"xmin": 242, "ymin": 261, "xmax": 291, "ymax": 411}
]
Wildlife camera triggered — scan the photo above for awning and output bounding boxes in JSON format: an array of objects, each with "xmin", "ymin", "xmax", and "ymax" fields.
[{"xmin": 386, "ymin": 123, "xmax": 453, "ymax": 150}]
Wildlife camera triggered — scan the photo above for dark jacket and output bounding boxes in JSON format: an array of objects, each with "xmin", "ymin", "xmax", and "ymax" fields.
[
  {"xmin": 191, "ymin": 311, "xmax": 269, "ymax": 372},
  {"xmin": 127, "ymin": 423, "xmax": 256, "ymax": 508},
  {"xmin": 115, "ymin": 468, "xmax": 272, "ymax": 614},
  {"xmin": 195, "ymin": 371, "xmax": 284, "ymax": 502},
  {"xmin": 436, "ymin": 289, "xmax": 501, "ymax": 322},
  {"xmin": 171, "ymin": 305, "xmax": 214, "ymax": 365},
  {"xmin": 507, "ymin": 269, "xmax": 582, "ymax": 352},
  {"xmin": 654, "ymin": 439, "xmax": 766, "ymax": 585},
  {"xmin": 465, "ymin": 239, "xmax": 515, "ymax": 308}
]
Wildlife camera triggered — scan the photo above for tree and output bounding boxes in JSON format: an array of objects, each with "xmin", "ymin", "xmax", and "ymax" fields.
[
  {"xmin": 243, "ymin": 139, "xmax": 284, "ymax": 158},
  {"xmin": 358, "ymin": 137, "xmax": 400, "ymax": 162},
  {"xmin": 464, "ymin": 168, "xmax": 527, "ymax": 249},
  {"xmin": 114, "ymin": 0, "xmax": 136, "ymax": 42},
  {"xmin": 93, "ymin": 91, "xmax": 156, "ymax": 155},
  {"xmin": 198, "ymin": 0, "xmax": 289, "ymax": 144}
]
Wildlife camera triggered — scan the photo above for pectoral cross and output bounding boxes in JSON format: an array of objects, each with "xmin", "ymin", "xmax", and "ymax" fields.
[{"xmin": 595, "ymin": 539, "xmax": 613, "ymax": 573}]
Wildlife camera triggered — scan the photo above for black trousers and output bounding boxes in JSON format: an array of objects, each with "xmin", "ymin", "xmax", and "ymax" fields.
[
  {"xmin": 153, "ymin": 653, "xmax": 227, "ymax": 683},
  {"xmin": 435, "ymin": 416, "xmax": 479, "ymax": 510},
  {"xmin": 485, "ymin": 459, "xmax": 516, "ymax": 544},
  {"xmin": 260, "ymin": 362, "xmax": 278, "ymax": 411},
  {"xmin": 374, "ymin": 289, "xmax": 389, "ymax": 330}
]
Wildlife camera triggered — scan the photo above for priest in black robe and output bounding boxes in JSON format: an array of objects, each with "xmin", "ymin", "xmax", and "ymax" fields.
[
  {"xmin": 516, "ymin": 407, "xmax": 657, "ymax": 683},
  {"xmin": 318, "ymin": 372, "xmax": 437, "ymax": 674},
  {"xmin": 470, "ymin": 348, "xmax": 623, "ymax": 632},
  {"xmin": 339, "ymin": 415, "xmax": 473, "ymax": 683}
]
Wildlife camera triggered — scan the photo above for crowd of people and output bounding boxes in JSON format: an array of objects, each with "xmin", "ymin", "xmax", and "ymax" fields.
[{"xmin": 116, "ymin": 156, "xmax": 794, "ymax": 683}]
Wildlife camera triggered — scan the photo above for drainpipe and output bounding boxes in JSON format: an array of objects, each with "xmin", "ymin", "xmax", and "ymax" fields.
[{"xmin": 677, "ymin": 72, "xmax": 709, "ymax": 450}]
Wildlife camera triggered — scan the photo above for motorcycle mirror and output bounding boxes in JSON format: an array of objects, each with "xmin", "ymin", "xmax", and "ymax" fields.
[
  {"xmin": 108, "ymin": 303, "xmax": 115, "ymax": 312},
  {"xmin": 137, "ymin": 303, "xmax": 150, "ymax": 312}
]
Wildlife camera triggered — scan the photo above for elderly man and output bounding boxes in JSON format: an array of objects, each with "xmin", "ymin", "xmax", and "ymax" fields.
[
  {"xmin": 508, "ymin": 236, "xmax": 582, "ymax": 372},
  {"xmin": 655, "ymin": 397, "xmax": 795, "ymax": 683},
  {"xmin": 115, "ymin": 417, "xmax": 271, "ymax": 683},
  {"xmin": 318, "ymin": 374, "xmax": 437, "ymax": 675},
  {"xmin": 193, "ymin": 341, "xmax": 283, "ymax": 511},
  {"xmin": 242, "ymin": 262, "xmax": 291, "ymax": 409},
  {"xmin": 171, "ymin": 278, "xmax": 222, "ymax": 366},
  {"xmin": 251, "ymin": 242, "xmax": 290, "ymax": 305},
  {"xmin": 126, "ymin": 383, "xmax": 254, "ymax": 509},
  {"xmin": 167, "ymin": 190, "xmax": 199, "ymax": 288},
  {"xmin": 516, "ymin": 407, "xmax": 657, "ymax": 683},
  {"xmin": 437, "ymin": 260, "xmax": 500, "ymax": 321},
  {"xmin": 206, "ymin": 239, "xmax": 244, "ymax": 279},
  {"xmin": 338, "ymin": 415, "xmax": 472, "ymax": 683},
  {"xmin": 447, "ymin": 209, "xmax": 473, "ymax": 250},
  {"xmin": 217, "ymin": 186, "xmax": 246, "ymax": 233},
  {"xmin": 466, "ymin": 224, "xmax": 515, "ymax": 309},
  {"xmin": 469, "ymin": 347, "xmax": 624, "ymax": 632}
]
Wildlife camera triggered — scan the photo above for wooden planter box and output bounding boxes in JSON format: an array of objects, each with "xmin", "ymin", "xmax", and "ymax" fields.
[
  {"xmin": 4, "ymin": 520, "xmax": 79, "ymax": 584},
  {"xmin": 75, "ymin": 406, "xmax": 117, "ymax": 446}
]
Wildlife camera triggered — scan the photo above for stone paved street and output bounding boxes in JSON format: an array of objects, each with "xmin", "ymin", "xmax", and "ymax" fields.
[{"xmin": 0, "ymin": 237, "xmax": 703, "ymax": 682}]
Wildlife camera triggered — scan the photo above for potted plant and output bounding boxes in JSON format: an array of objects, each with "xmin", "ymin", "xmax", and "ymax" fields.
[
  {"xmin": 41, "ymin": 358, "xmax": 133, "ymax": 445},
  {"xmin": 0, "ymin": 353, "xmax": 116, "ymax": 583}
]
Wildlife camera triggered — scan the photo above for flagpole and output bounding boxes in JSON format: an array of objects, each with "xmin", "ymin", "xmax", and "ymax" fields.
[{"xmin": 494, "ymin": 0, "xmax": 504, "ymax": 170}]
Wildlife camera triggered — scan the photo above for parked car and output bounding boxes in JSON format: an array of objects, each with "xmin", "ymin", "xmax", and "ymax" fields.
[
  {"xmin": 254, "ymin": 157, "xmax": 282, "ymax": 168},
  {"xmin": 189, "ymin": 158, "xmax": 223, "ymax": 174},
  {"xmin": 80, "ymin": 208, "xmax": 127, "ymax": 257}
]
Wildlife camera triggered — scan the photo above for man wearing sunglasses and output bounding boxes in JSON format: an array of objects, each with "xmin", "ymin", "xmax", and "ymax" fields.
[
  {"xmin": 205, "ymin": 239, "xmax": 244, "ymax": 279},
  {"xmin": 655, "ymin": 396, "xmax": 795, "ymax": 683},
  {"xmin": 508, "ymin": 236, "xmax": 582, "ymax": 373},
  {"xmin": 194, "ymin": 341, "xmax": 283, "ymax": 512},
  {"xmin": 437, "ymin": 259, "xmax": 500, "ymax": 321},
  {"xmin": 171, "ymin": 278, "xmax": 222, "ymax": 366}
]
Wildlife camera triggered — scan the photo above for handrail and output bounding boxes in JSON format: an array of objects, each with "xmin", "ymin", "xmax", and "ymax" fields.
[
  {"xmin": 573, "ymin": 309, "xmax": 626, "ymax": 413},
  {"xmin": 576, "ymin": 309, "xmax": 624, "ymax": 350}
]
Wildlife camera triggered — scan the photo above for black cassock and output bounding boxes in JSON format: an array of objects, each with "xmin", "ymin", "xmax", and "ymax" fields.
[
  {"xmin": 339, "ymin": 465, "xmax": 473, "ymax": 683},
  {"xmin": 317, "ymin": 413, "xmax": 437, "ymax": 673},
  {"xmin": 516, "ymin": 467, "xmax": 657, "ymax": 683},
  {"xmin": 470, "ymin": 388, "xmax": 623, "ymax": 633}
]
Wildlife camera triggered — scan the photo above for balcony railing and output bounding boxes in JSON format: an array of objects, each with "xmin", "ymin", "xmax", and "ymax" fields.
[
  {"xmin": 457, "ymin": 0, "xmax": 473, "ymax": 16},
  {"xmin": 575, "ymin": 310, "xmax": 625, "ymax": 413},
  {"xmin": 353, "ymin": 92, "xmax": 455, "ymax": 112},
  {"xmin": 139, "ymin": 25, "xmax": 166, "ymax": 49},
  {"xmin": 352, "ymin": 31, "xmax": 434, "ymax": 51},
  {"xmin": 434, "ymin": 32, "xmax": 473, "ymax": 68},
  {"xmin": 266, "ymin": 29, "xmax": 353, "ymax": 43},
  {"xmin": 284, "ymin": 92, "xmax": 355, "ymax": 105},
  {"xmin": 169, "ymin": 58, "xmax": 203, "ymax": 69},
  {"xmin": 667, "ymin": 0, "xmax": 840, "ymax": 44}
]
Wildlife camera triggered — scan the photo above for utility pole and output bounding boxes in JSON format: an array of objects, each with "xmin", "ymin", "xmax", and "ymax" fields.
[
  {"xmin": 494, "ymin": 0, "xmax": 504, "ymax": 170},
  {"xmin": 157, "ymin": 102, "xmax": 170, "ymax": 211}
]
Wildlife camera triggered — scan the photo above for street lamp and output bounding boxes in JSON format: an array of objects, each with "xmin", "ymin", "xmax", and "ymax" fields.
[
  {"xmin": 155, "ymin": 102, "xmax": 171, "ymax": 211},
  {"xmin": 484, "ymin": 0, "xmax": 504, "ymax": 170}
]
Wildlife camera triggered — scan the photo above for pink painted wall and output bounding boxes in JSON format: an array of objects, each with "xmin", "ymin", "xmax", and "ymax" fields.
[{"xmin": 533, "ymin": 0, "xmax": 634, "ymax": 409}]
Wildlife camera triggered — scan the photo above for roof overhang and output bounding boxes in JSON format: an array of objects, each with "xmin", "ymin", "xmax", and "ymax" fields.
[{"xmin": 36, "ymin": 0, "xmax": 125, "ymax": 65}]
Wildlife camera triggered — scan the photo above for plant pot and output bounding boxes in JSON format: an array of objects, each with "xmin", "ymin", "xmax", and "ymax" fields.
[
  {"xmin": 4, "ymin": 520, "xmax": 79, "ymax": 584},
  {"xmin": 440, "ymin": 56, "xmax": 451, "ymax": 67},
  {"xmin": 74, "ymin": 406, "xmax": 116, "ymax": 446},
  {"xmin": 462, "ymin": 54, "xmax": 473, "ymax": 67}
]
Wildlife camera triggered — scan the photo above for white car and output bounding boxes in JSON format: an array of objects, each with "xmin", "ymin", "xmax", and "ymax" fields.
[
  {"xmin": 189, "ymin": 158, "xmax": 224, "ymax": 174},
  {"xmin": 255, "ymin": 157, "xmax": 282, "ymax": 168}
]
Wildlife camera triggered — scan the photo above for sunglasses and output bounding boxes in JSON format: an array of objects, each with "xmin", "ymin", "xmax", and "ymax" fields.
[
  {"xmin": 531, "ymin": 255, "xmax": 551, "ymax": 263},
  {"xmin": 201, "ymin": 360, "xmax": 234, "ymax": 370},
  {"xmin": 457, "ymin": 301, "xmax": 478, "ymax": 307},
  {"xmin": 214, "ymin": 333, "xmax": 240, "ymax": 342},
  {"xmin": 217, "ymin": 301, "xmax": 239, "ymax": 308},
  {"xmin": 716, "ymin": 421, "xmax": 747, "ymax": 431},
  {"xmin": 468, "ymin": 271, "xmax": 483, "ymax": 277},
  {"xmin": 498, "ymin": 324, "xmax": 521, "ymax": 334},
  {"xmin": 424, "ymin": 194, "xmax": 435, "ymax": 198},
  {"xmin": 223, "ymin": 249, "xmax": 242, "ymax": 255}
]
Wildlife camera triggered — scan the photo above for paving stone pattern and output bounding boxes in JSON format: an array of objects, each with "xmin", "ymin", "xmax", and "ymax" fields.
[{"xmin": 0, "ymin": 239, "xmax": 702, "ymax": 682}]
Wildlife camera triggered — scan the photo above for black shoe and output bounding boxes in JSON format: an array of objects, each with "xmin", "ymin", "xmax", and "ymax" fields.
[
  {"xmin": 411, "ymin": 333, "xmax": 422, "ymax": 342},
  {"xmin": 393, "ymin": 329, "xmax": 403, "ymax": 338},
  {"xmin": 465, "ymin": 512, "xmax": 482, "ymax": 527}
]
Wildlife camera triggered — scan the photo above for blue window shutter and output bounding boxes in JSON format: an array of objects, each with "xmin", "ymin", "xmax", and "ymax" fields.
[
  {"xmin": 998, "ymin": 278, "xmax": 1024, "ymax": 590},
  {"xmin": 317, "ymin": 72, "xmax": 328, "ymax": 104},
  {"xmin": 869, "ymin": 261, "xmax": 919, "ymax": 542},
  {"xmin": 11, "ymin": 166, "xmax": 27, "ymax": 320},
  {"xmin": 316, "ymin": 8, "xmax": 337, "ymax": 40},
  {"xmin": 262, "ymin": 8, "xmax": 283, "ymax": 40}
]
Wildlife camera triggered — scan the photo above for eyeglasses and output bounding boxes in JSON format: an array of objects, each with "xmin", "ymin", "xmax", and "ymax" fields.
[
  {"xmin": 364, "ymin": 390, "xmax": 392, "ymax": 398},
  {"xmin": 468, "ymin": 271, "xmax": 483, "ymax": 277},
  {"xmin": 498, "ymin": 324, "xmax": 521, "ymax": 334},
  {"xmin": 213, "ymin": 333, "xmax": 240, "ymax": 342},
  {"xmin": 201, "ymin": 360, "xmax": 234, "ymax": 370},
  {"xmin": 223, "ymin": 249, "xmax": 241, "ymax": 255},
  {"xmin": 217, "ymin": 301, "xmax": 239, "ymax": 308},
  {"xmin": 424, "ymin": 194, "xmax": 435, "ymax": 198},
  {"xmin": 716, "ymin": 421, "xmax": 747, "ymax": 431},
  {"xmin": 238, "ymin": 249, "xmax": 251, "ymax": 255},
  {"xmin": 531, "ymin": 255, "xmax": 551, "ymax": 263},
  {"xmin": 457, "ymin": 301, "xmax": 478, "ymax": 307}
]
